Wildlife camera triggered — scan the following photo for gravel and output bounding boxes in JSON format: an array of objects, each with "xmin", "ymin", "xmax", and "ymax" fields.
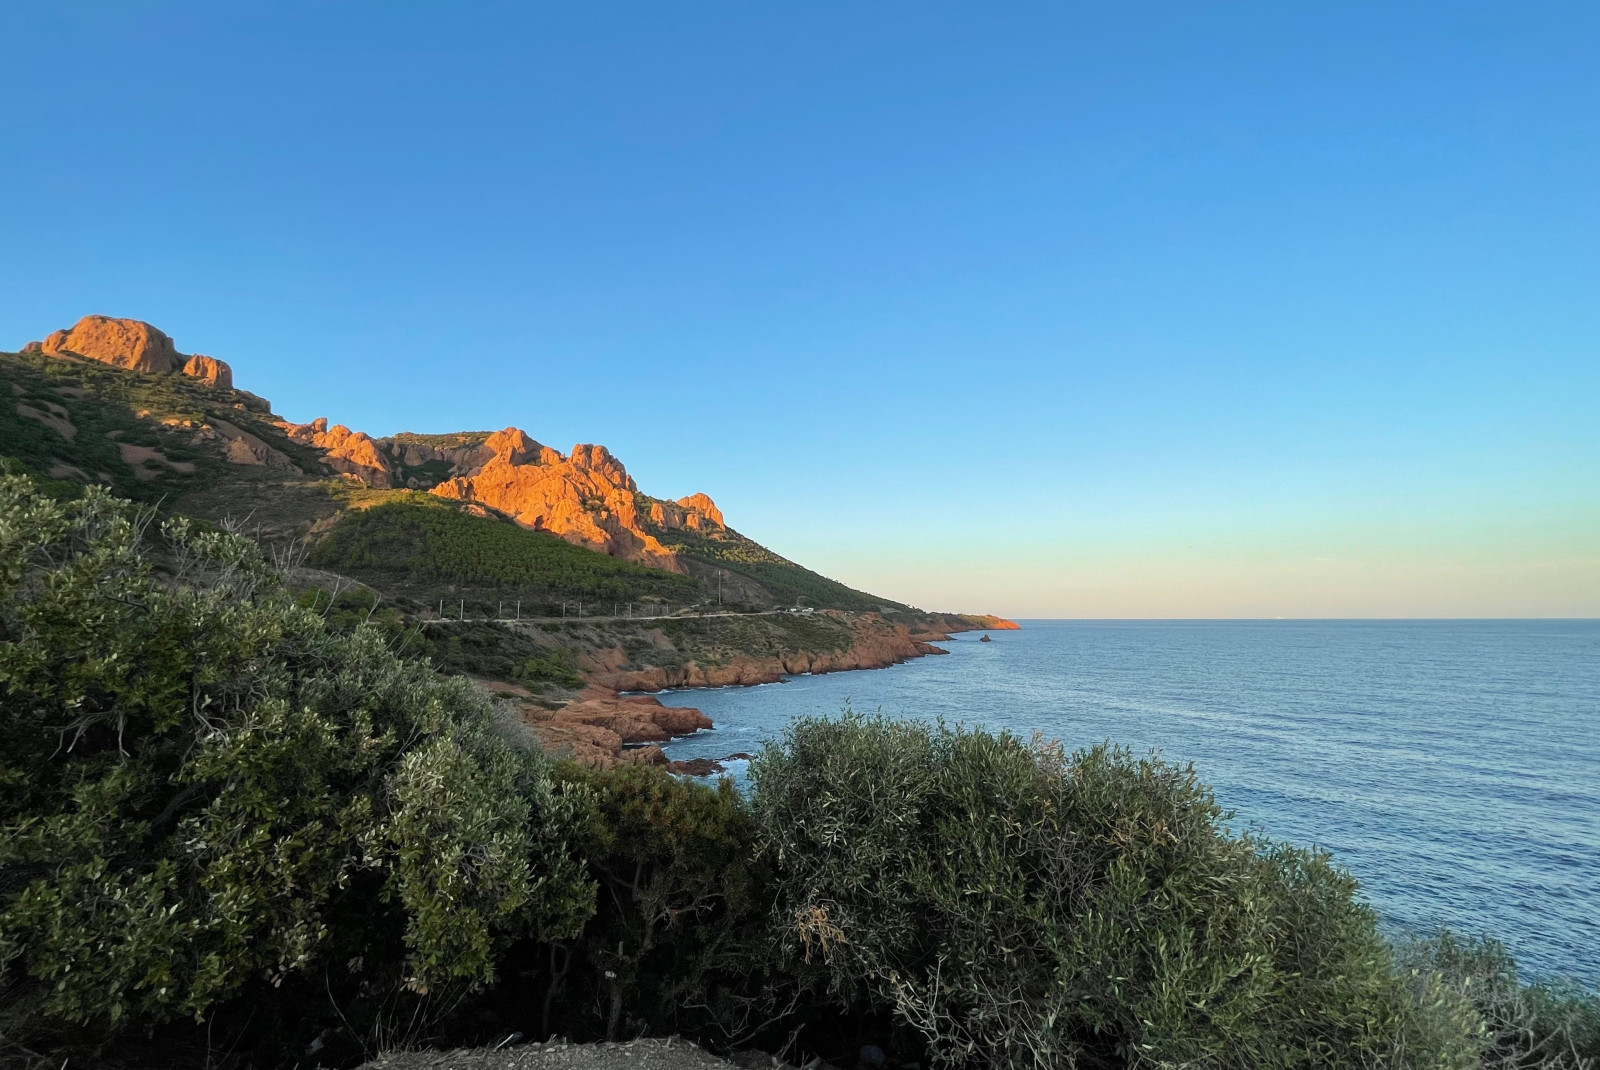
[{"xmin": 359, "ymin": 1037, "xmax": 798, "ymax": 1070}]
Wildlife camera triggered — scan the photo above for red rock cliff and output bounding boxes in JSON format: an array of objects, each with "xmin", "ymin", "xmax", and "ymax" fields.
[{"xmin": 429, "ymin": 436, "xmax": 723, "ymax": 571}]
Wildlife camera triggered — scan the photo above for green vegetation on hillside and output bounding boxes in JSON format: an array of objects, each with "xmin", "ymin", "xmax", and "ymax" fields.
[
  {"xmin": 388, "ymin": 431, "xmax": 494, "ymax": 448},
  {"xmin": 650, "ymin": 610, "xmax": 857, "ymax": 659},
  {"xmin": 639, "ymin": 498, "xmax": 904, "ymax": 611},
  {"xmin": 0, "ymin": 349, "xmax": 323, "ymax": 504},
  {"xmin": 309, "ymin": 498, "xmax": 704, "ymax": 605},
  {"xmin": 1, "ymin": 351, "xmax": 208, "ymax": 500}
]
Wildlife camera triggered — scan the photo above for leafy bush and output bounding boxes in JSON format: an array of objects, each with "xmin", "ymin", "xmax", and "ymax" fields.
[
  {"xmin": 748, "ymin": 713, "xmax": 1484, "ymax": 1069},
  {"xmin": 0, "ymin": 476, "xmax": 593, "ymax": 1053},
  {"xmin": 1399, "ymin": 932, "xmax": 1600, "ymax": 1069},
  {"xmin": 542, "ymin": 763, "xmax": 777, "ymax": 1046},
  {"xmin": 520, "ymin": 648, "xmax": 585, "ymax": 690}
]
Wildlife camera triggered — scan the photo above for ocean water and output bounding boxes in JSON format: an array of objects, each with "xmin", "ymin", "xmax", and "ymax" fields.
[{"xmin": 656, "ymin": 619, "xmax": 1600, "ymax": 984}]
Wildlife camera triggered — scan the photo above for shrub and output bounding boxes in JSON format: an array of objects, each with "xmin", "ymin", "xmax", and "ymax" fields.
[
  {"xmin": 543, "ymin": 763, "xmax": 777, "ymax": 1046},
  {"xmin": 1399, "ymin": 932, "xmax": 1600, "ymax": 1069},
  {"xmin": 748, "ymin": 713, "xmax": 1484, "ymax": 1069},
  {"xmin": 0, "ymin": 476, "xmax": 593, "ymax": 1053},
  {"xmin": 520, "ymin": 649, "xmax": 585, "ymax": 690}
]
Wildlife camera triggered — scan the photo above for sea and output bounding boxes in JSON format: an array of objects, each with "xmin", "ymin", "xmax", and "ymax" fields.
[{"xmin": 656, "ymin": 619, "xmax": 1600, "ymax": 985}]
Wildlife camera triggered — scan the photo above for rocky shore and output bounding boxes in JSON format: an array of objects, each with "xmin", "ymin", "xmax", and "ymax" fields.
[{"xmin": 498, "ymin": 612, "xmax": 1018, "ymax": 771}]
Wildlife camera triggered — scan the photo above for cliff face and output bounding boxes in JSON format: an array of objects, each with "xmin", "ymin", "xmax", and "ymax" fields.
[
  {"xmin": 274, "ymin": 416, "xmax": 730, "ymax": 573},
  {"xmin": 280, "ymin": 417, "xmax": 395, "ymax": 487},
  {"xmin": 429, "ymin": 439, "xmax": 722, "ymax": 571}
]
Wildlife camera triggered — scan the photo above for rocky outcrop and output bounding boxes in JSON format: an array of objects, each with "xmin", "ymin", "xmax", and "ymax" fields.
[
  {"xmin": 667, "ymin": 754, "xmax": 751, "ymax": 777},
  {"xmin": 181, "ymin": 354, "xmax": 233, "ymax": 389},
  {"xmin": 15, "ymin": 401, "xmax": 76, "ymax": 441},
  {"xmin": 117, "ymin": 443, "xmax": 196, "ymax": 481},
  {"xmin": 951, "ymin": 614, "xmax": 1021, "ymax": 631},
  {"xmin": 648, "ymin": 492, "xmax": 726, "ymax": 532},
  {"xmin": 910, "ymin": 613, "xmax": 1021, "ymax": 639},
  {"xmin": 197, "ymin": 418, "xmax": 297, "ymax": 469},
  {"xmin": 24, "ymin": 316, "xmax": 237, "ymax": 392},
  {"xmin": 32, "ymin": 316, "xmax": 179, "ymax": 374},
  {"xmin": 379, "ymin": 428, "xmax": 568, "ymax": 487},
  {"xmin": 518, "ymin": 691, "xmax": 713, "ymax": 769},
  {"xmin": 416, "ymin": 430, "xmax": 731, "ymax": 567},
  {"xmin": 281, "ymin": 417, "xmax": 394, "ymax": 487},
  {"xmin": 676, "ymin": 492, "xmax": 725, "ymax": 528},
  {"xmin": 431, "ymin": 439, "xmax": 691, "ymax": 570}
]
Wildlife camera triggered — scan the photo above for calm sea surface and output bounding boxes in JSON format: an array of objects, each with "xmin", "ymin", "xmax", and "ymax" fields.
[{"xmin": 656, "ymin": 620, "xmax": 1600, "ymax": 984}]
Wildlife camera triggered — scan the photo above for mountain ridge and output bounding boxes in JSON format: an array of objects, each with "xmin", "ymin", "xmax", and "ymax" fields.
[
  {"xmin": 3, "ymin": 314, "xmax": 1018, "ymax": 770},
  {"xmin": 9, "ymin": 314, "xmax": 911, "ymax": 611}
]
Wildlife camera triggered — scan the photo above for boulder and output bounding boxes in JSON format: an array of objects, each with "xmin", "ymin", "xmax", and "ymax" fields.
[
  {"xmin": 484, "ymin": 426, "xmax": 542, "ymax": 465},
  {"xmin": 676, "ymin": 492, "xmax": 726, "ymax": 528},
  {"xmin": 181, "ymin": 354, "xmax": 233, "ymax": 390},
  {"xmin": 35, "ymin": 316, "xmax": 179, "ymax": 374}
]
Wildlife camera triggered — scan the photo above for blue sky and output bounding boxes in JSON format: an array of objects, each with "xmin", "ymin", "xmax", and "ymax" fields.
[{"xmin": 2, "ymin": 2, "xmax": 1596, "ymax": 616}]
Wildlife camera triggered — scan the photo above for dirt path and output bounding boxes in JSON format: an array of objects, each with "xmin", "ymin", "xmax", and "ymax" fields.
[{"xmin": 359, "ymin": 1037, "xmax": 793, "ymax": 1070}]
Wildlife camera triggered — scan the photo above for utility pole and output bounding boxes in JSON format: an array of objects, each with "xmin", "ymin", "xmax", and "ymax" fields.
[
  {"xmin": 498, "ymin": 600, "xmax": 503, "ymax": 620},
  {"xmin": 515, "ymin": 600, "xmax": 520, "ymax": 621},
  {"xmin": 459, "ymin": 599, "xmax": 464, "ymax": 621},
  {"xmin": 718, "ymin": 569, "xmax": 723, "ymax": 605}
]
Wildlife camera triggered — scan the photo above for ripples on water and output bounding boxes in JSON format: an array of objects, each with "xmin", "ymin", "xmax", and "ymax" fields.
[{"xmin": 656, "ymin": 620, "xmax": 1600, "ymax": 984}]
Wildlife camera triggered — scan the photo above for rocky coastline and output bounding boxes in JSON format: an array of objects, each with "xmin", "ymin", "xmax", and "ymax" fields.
[{"xmin": 509, "ymin": 612, "xmax": 1019, "ymax": 771}]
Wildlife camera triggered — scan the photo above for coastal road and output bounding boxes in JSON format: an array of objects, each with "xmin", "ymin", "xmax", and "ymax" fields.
[{"xmin": 417, "ymin": 609, "xmax": 802, "ymax": 626}]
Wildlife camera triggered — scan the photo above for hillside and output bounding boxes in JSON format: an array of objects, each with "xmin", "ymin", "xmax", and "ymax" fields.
[
  {"xmin": 3, "ymin": 316, "xmax": 905, "ymax": 609},
  {"xmin": 1, "ymin": 316, "xmax": 1015, "ymax": 768}
]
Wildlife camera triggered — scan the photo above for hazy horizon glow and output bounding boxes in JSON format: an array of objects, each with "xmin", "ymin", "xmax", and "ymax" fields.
[{"xmin": 2, "ymin": 3, "xmax": 1595, "ymax": 617}]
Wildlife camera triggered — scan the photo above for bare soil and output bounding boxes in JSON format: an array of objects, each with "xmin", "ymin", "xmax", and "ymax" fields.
[{"xmin": 358, "ymin": 1037, "xmax": 795, "ymax": 1070}]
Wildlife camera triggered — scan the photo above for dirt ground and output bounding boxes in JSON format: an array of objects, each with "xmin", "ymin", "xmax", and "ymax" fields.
[{"xmin": 358, "ymin": 1037, "xmax": 798, "ymax": 1070}]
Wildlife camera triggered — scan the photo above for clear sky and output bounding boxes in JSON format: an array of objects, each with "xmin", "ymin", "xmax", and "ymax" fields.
[{"xmin": 2, "ymin": 2, "xmax": 1596, "ymax": 617}]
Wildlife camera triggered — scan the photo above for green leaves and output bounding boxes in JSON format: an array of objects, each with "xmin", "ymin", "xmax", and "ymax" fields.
[
  {"xmin": 0, "ymin": 475, "xmax": 592, "ymax": 1046},
  {"xmin": 749, "ymin": 713, "xmax": 1481, "ymax": 1069}
]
